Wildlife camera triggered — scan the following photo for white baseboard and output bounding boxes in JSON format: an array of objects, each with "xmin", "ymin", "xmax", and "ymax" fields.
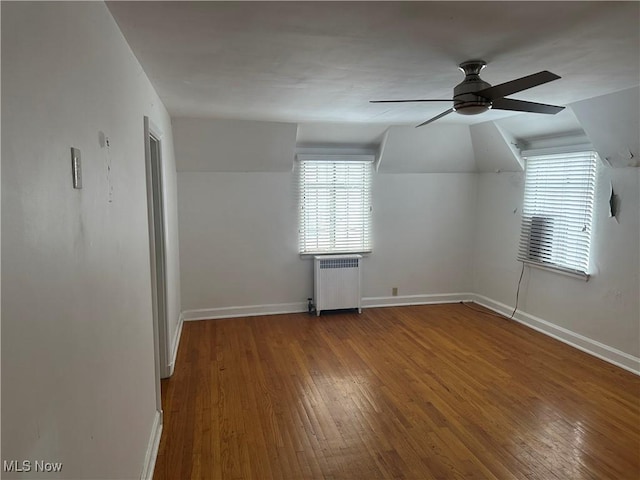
[
  {"xmin": 181, "ymin": 296, "xmax": 473, "ymax": 321},
  {"xmin": 471, "ymin": 294, "xmax": 640, "ymax": 376},
  {"xmin": 182, "ymin": 302, "xmax": 308, "ymax": 321},
  {"xmin": 140, "ymin": 409, "xmax": 162, "ymax": 480},
  {"xmin": 362, "ymin": 293, "xmax": 473, "ymax": 309},
  {"xmin": 166, "ymin": 314, "xmax": 184, "ymax": 377}
]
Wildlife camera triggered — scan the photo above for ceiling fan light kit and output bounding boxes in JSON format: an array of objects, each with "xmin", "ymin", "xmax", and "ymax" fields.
[{"xmin": 371, "ymin": 59, "xmax": 565, "ymax": 127}]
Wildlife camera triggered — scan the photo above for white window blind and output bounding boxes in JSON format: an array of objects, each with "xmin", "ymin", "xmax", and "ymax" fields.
[
  {"xmin": 298, "ymin": 159, "xmax": 372, "ymax": 254},
  {"xmin": 518, "ymin": 150, "xmax": 597, "ymax": 277}
]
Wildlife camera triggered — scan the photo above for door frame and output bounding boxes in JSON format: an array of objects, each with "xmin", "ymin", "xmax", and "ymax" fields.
[{"xmin": 143, "ymin": 116, "xmax": 169, "ymax": 413}]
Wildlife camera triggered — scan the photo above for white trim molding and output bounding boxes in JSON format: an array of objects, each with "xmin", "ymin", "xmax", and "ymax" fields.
[
  {"xmin": 182, "ymin": 302, "xmax": 308, "ymax": 321},
  {"xmin": 166, "ymin": 314, "xmax": 184, "ymax": 377},
  {"xmin": 471, "ymin": 294, "xmax": 640, "ymax": 376},
  {"xmin": 296, "ymin": 153, "xmax": 375, "ymax": 163},
  {"xmin": 181, "ymin": 296, "xmax": 475, "ymax": 321},
  {"xmin": 362, "ymin": 293, "xmax": 474, "ymax": 309},
  {"xmin": 140, "ymin": 409, "xmax": 163, "ymax": 480}
]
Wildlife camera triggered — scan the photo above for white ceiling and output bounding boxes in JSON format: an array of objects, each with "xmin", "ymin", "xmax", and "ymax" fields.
[{"xmin": 108, "ymin": 1, "xmax": 639, "ymax": 127}]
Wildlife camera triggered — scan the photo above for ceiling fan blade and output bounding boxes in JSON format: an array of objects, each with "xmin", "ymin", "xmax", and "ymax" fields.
[
  {"xmin": 492, "ymin": 98, "xmax": 565, "ymax": 114},
  {"xmin": 415, "ymin": 108, "xmax": 454, "ymax": 128},
  {"xmin": 476, "ymin": 71, "xmax": 561, "ymax": 100},
  {"xmin": 370, "ymin": 99, "xmax": 453, "ymax": 103}
]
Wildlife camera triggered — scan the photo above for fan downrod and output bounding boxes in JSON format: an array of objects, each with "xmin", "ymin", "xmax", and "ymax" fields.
[{"xmin": 458, "ymin": 60, "xmax": 487, "ymax": 76}]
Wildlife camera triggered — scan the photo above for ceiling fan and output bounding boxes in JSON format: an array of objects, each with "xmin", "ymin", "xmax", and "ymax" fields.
[{"xmin": 371, "ymin": 60, "xmax": 565, "ymax": 127}]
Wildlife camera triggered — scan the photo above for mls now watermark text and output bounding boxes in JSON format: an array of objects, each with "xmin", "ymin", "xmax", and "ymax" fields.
[{"xmin": 3, "ymin": 460, "xmax": 63, "ymax": 473}]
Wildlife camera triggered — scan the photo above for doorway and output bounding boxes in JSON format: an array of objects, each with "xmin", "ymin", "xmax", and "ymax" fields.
[{"xmin": 144, "ymin": 116, "xmax": 169, "ymax": 416}]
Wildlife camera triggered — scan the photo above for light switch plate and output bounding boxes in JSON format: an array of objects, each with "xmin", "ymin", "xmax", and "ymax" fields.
[{"xmin": 71, "ymin": 147, "xmax": 82, "ymax": 189}]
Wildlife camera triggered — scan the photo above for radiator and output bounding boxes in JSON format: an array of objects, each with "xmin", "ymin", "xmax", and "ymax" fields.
[{"xmin": 314, "ymin": 255, "xmax": 362, "ymax": 316}]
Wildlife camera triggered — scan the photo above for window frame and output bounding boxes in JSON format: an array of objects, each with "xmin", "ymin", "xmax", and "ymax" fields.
[
  {"xmin": 297, "ymin": 154, "xmax": 373, "ymax": 255},
  {"xmin": 517, "ymin": 148, "xmax": 598, "ymax": 279}
]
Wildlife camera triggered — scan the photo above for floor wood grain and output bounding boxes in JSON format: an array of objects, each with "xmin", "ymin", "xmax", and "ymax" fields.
[{"xmin": 154, "ymin": 304, "xmax": 639, "ymax": 479}]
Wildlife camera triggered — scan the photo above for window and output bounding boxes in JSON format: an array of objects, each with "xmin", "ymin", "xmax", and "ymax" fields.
[
  {"xmin": 517, "ymin": 150, "xmax": 598, "ymax": 277},
  {"xmin": 298, "ymin": 157, "xmax": 372, "ymax": 254}
]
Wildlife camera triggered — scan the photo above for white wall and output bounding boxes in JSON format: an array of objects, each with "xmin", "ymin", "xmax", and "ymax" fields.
[
  {"xmin": 178, "ymin": 170, "xmax": 477, "ymax": 312},
  {"xmin": 365, "ymin": 173, "xmax": 477, "ymax": 297},
  {"xmin": 178, "ymin": 171, "xmax": 311, "ymax": 309},
  {"xmin": 379, "ymin": 125, "xmax": 476, "ymax": 173},
  {"xmin": 296, "ymin": 123, "xmax": 388, "ymax": 148},
  {"xmin": 173, "ymin": 117, "xmax": 297, "ymax": 172},
  {"xmin": 176, "ymin": 119, "xmax": 478, "ymax": 314},
  {"xmin": 160, "ymin": 126, "xmax": 182, "ymax": 377},
  {"xmin": 2, "ymin": 2, "xmax": 180, "ymax": 478},
  {"xmin": 571, "ymin": 86, "xmax": 639, "ymax": 168},
  {"xmin": 175, "ymin": 118, "xmax": 307, "ymax": 313},
  {"xmin": 473, "ymin": 168, "xmax": 640, "ymax": 359},
  {"xmin": 469, "ymin": 121, "xmax": 522, "ymax": 172}
]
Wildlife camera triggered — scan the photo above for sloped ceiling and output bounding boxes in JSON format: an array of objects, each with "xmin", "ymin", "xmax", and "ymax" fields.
[
  {"xmin": 296, "ymin": 123, "xmax": 388, "ymax": 149},
  {"xmin": 173, "ymin": 117, "xmax": 297, "ymax": 172},
  {"xmin": 108, "ymin": 1, "xmax": 639, "ymax": 127},
  {"xmin": 378, "ymin": 125, "xmax": 476, "ymax": 173},
  {"xmin": 571, "ymin": 87, "xmax": 640, "ymax": 168},
  {"xmin": 470, "ymin": 122, "xmax": 522, "ymax": 173}
]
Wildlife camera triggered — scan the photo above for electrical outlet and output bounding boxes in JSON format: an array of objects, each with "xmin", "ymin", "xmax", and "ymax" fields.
[{"xmin": 392, "ymin": 287, "xmax": 398, "ymax": 296}]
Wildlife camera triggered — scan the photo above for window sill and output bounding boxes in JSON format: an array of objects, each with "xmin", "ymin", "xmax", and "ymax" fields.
[
  {"xmin": 521, "ymin": 260, "xmax": 590, "ymax": 281},
  {"xmin": 299, "ymin": 251, "xmax": 372, "ymax": 259}
]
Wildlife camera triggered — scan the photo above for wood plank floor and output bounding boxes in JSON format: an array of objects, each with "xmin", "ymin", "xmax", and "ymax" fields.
[{"xmin": 154, "ymin": 304, "xmax": 640, "ymax": 480}]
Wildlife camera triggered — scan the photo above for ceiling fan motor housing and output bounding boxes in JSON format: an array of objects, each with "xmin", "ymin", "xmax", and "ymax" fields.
[{"xmin": 453, "ymin": 60, "xmax": 492, "ymax": 115}]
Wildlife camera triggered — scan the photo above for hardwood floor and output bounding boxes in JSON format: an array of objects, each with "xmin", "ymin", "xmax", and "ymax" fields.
[{"xmin": 154, "ymin": 304, "xmax": 640, "ymax": 479}]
